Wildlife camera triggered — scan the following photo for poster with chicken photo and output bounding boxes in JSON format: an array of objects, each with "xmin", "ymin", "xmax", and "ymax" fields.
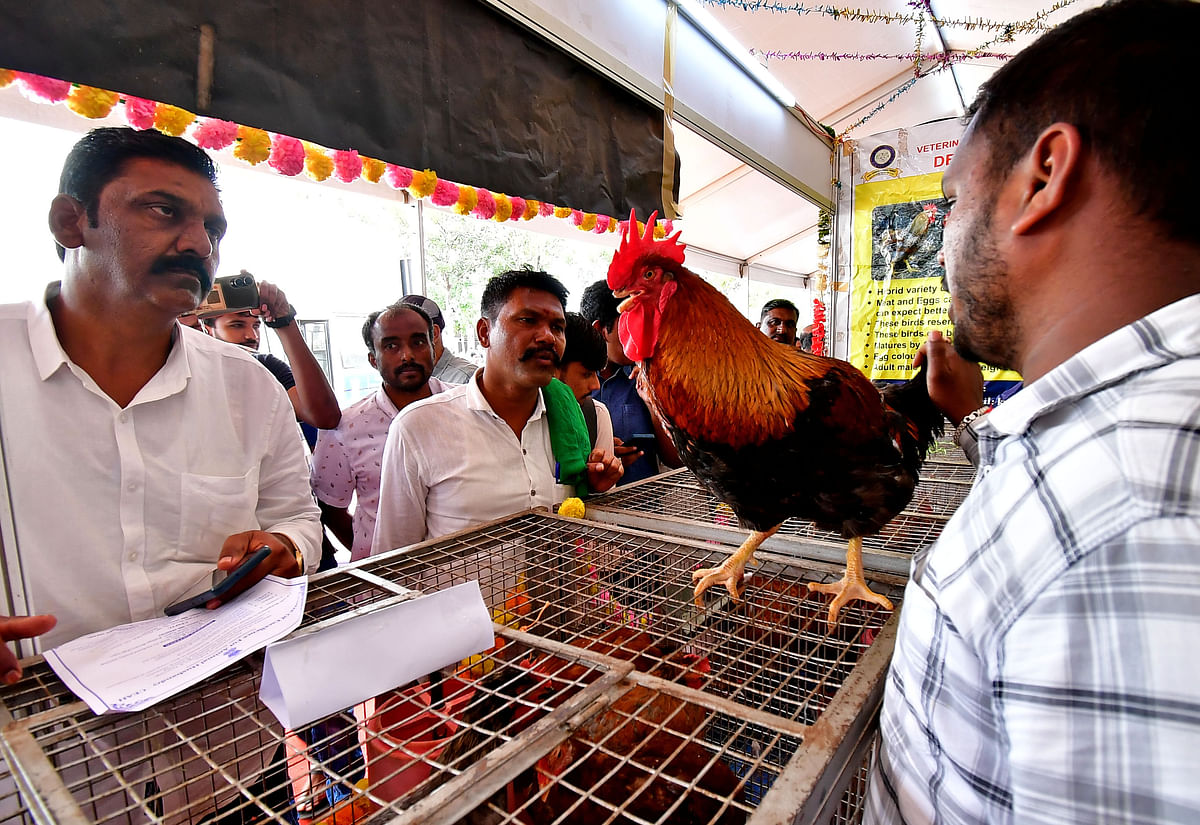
[{"xmin": 847, "ymin": 122, "xmax": 1021, "ymax": 393}]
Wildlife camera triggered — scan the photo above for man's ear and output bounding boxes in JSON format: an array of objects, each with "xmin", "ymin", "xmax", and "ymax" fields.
[
  {"xmin": 431, "ymin": 324, "xmax": 443, "ymax": 346},
  {"xmin": 367, "ymin": 350, "xmax": 378, "ymax": 370},
  {"xmin": 1011, "ymin": 122, "xmax": 1082, "ymax": 236},
  {"xmin": 49, "ymin": 194, "xmax": 87, "ymax": 253},
  {"xmin": 476, "ymin": 317, "xmax": 491, "ymax": 348}
]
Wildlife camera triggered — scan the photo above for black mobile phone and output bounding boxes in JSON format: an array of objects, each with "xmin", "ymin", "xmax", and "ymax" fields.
[
  {"xmin": 163, "ymin": 545, "xmax": 272, "ymax": 616},
  {"xmin": 625, "ymin": 433, "xmax": 656, "ymax": 452}
]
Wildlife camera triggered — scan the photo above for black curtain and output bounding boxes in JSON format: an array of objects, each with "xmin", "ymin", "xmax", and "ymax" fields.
[{"xmin": 0, "ymin": 0, "xmax": 675, "ymax": 217}]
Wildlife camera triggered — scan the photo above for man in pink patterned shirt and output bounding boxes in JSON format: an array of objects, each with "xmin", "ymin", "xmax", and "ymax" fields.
[{"xmin": 311, "ymin": 302, "xmax": 447, "ymax": 561}]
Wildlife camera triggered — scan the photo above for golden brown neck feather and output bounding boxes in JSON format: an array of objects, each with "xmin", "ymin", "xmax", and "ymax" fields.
[{"xmin": 643, "ymin": 269, "xmax": 837, "ymax": 449}]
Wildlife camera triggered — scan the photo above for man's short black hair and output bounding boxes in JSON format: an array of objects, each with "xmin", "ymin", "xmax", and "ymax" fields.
[
  {"xmin": 760, "ymin": 299, "xmax": 799, "ymax": 323},
  {"xmin": 480, "ymin": 268, "xmax": 568, "ymax": 322},
  {"xmin": 580, "ymin": 279, "xmax": 619, "ymax": 331},
  {"xmin": 561, "ymin": 312, "xmax": 608, "ymax": 372},
  {"xmin": 362, "ymin": 302, "xmax": 433, "ymax": 353},
  {"xmin": 967, "ymin": 0, "xmax": 1197, "ymax": 245},
  {"xmin": 56, "ymin": 127, "xmax": 220, "ymax": 261}
]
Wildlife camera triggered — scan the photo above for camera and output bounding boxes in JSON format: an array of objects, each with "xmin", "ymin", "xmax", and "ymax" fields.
[{"xmin": 185, "ymin": 272, "xmax": 261, "ymax": 318}]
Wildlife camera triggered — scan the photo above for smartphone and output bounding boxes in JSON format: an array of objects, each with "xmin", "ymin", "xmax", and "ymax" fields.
[
  {"xmin": 163, "ymin": 545, "xmax": 272, "ymax": 616},
  {"xmin": 624, "ymin": 433, "xmax": 657, "ymax": 452},
  {"xmin": 182, "ymin": 272, "xmax": 260, "ymax": 319}
]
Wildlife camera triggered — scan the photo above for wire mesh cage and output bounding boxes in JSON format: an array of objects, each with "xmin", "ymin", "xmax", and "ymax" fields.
[
  {"xmin": 584, "ymin": 449, "xmax": 974, "ymax": 578},
  {"xmin": 1, "ymin": 512, "xmax": 903, "ymax": 825}
]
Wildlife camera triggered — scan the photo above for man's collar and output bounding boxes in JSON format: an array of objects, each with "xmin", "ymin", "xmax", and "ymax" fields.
[
  {"xmin": 988, "ymin": 293, "xmax": 1200, "ymax": 438},
  {"xmin": 464, "ymin": 370, "xmax": 547, "ymax": 421}
]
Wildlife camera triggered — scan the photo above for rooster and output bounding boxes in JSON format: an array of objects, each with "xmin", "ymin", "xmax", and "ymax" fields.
[{"xmin": 607, "ymin": 213, "xmax": 942, "ymax": 624}]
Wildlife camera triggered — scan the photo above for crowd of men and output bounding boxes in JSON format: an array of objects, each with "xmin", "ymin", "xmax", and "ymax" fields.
[{"xmin": 0, "ymin": 1, "xmax": 1196, "ymax": 821}]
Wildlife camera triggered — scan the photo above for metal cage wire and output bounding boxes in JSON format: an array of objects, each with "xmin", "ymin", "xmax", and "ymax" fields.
[{"xmin": 1, "ymin": 511, "xmax": 911, "ymax": 825}]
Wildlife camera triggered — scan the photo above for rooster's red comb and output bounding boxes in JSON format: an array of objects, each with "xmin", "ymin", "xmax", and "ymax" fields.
[{"xmin": 607, "ymin": 210, "xmax": 686, "ymax": 288}]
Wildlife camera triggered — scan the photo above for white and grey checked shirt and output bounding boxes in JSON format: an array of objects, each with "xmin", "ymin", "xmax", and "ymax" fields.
[{"xmin": 867, "ymin": 293, "xmax": 1200, "ymax": 825}]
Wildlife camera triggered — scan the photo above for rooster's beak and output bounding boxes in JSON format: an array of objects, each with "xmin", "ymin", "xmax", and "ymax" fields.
[{"xmin": 613, "ymin": 288, "xmax": 641, "ymax": 313}]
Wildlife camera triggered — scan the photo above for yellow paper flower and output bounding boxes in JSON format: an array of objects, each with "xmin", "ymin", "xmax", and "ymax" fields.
[
  {"xmin": 559, "ymin": 497, "xmax": 585, "ymax": 519},
  {"xmin": 361, "ymin": 156, "xmax": 386, "ymax": 183},
  {"xmin": 154, "ymin": 103, "xmax": 195, "ymax": 136},
  {"xmin": 493, "ymin": 193, "xmax": 513, "ymax": 222},
  {"xmin": 409, "ymin": 169, "xmax": 437, "ymax": 199},
  {"xmin": 304, "ymin": 143, "xmax": 333, "ymax": 181},
  {"xmin": 553, "ymin": 206, "xmax": 573, "ymax": 219},
  {"xmin": 451, "ymin": 186, "xmax": 477, "ymax": 215},
  {"xmin": 580, "ymin": 213, "xmax": 597, "ymax": 232},
  {"xmin": 653, "ymin": 224, "xmax": 666, "ymax": 240},
  {"xmin": 66, "ymin": 85, "xmax": 119, "ymax": 119},
  {"xmin": 0, "ymin": 69, "xmax": 14, "ymax": 89},
  {"xmin": 523, "ymin": 199, "xmax": 540, "ymax": 220},
  {"xmin": 233, "ymin": 126, "xmax": 271, "ymax": 165}
]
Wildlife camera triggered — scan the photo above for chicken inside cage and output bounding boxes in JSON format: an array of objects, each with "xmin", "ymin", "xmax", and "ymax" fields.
[{"xmin": 0, "ymin": 514, "xmax": 903, "ymax": 825}]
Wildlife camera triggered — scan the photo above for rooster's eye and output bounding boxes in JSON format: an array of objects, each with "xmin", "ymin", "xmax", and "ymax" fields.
[{"xmin": 642, "ymin": 268, "xmax": 654, "ymax": 280}]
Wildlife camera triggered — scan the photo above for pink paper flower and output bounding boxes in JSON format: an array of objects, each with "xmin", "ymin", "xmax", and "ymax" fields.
[
  {"xmin": 268, "ymin": 134, "xmax": 305, "ymax": 176},
  {"xmin": 593, "ymin": 215, "xmax": 611, "ymax": 233},
  {"xmin": 332, "ymin": 149, "xmax": 362, "ymax": 183},
  {"xmin": 539, "ymin": 202, "xmax": 555, "ymax": 217},
  {"xmin": 192, "ymin": 118, "xmax": 239, "ymax": 150},
  {"xmin": 431, "ymin": 177, "xmax": 459, "ymax": 206},
  {"xmin": 16, "ymin": 72, "xmax": 70, "ymax": 103},
  {"xmin": 123, "ymin": 96, "xmax": 158, "ymax": 130},
  {"xmin": 384, "ymin": 165, "xmax": 413, "ymax": 189},
  {"xmin": 571, "ymin": 209, "xmax": 584, "ymax": 226},
  {"xmin": 473, "ymin": 189, "xmax": 496, "ymax": 220},
  {"xmin": 508, "ymin": 197, "xmax": 525, "ymax": 220}
]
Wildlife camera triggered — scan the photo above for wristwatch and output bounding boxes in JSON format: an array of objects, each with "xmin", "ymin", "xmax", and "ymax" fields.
[{"xmin": 265, "ymin": 304, "xmax": 297, "ymax": 328}]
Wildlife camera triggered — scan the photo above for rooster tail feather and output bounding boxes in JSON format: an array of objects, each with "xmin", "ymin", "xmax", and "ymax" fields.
[{"xmin": 877, "ymin": 364, "xmax": 944, "ymax": 462}]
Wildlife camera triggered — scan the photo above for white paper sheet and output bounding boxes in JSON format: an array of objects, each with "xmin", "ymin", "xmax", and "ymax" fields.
[
  {"xmin": 259, "ymin": 580, "xmax": 494, "ymax": 729},
  {"xmin": 45, "ymin": 575, "xmax": 307, "ymax": 714}
]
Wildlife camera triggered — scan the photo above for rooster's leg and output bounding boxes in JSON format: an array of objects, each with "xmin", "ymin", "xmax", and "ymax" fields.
[
  {"xmin": 807, "ymin": 537, "xmax": 894, "ymax": 626},
  {"xmin": 692, "ymin": 526, "xmax": 779, "ymax": 608}
]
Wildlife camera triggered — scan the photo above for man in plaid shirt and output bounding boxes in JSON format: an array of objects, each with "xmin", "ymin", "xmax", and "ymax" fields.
[{"xmin": 866, "ymin": 1, "xmax": 1200, "ymax": 823}]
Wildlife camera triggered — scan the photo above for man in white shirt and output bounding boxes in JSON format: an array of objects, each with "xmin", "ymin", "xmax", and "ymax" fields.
[
  {"xmin": 372, "ymin": 270, "xmax": 623, "ymax": 555},
  {"xmin": 0, "ymin": 127, "xmax": 320, "ymax": 677},
  {"xmin": 312, "ymin": 301, "xmax": 448, "ymax": 562}
]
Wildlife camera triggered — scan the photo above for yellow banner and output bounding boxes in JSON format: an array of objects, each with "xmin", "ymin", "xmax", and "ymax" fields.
[{"xmin": 849, "ymin": 172, "xmax": 1020, "ymax": 385}]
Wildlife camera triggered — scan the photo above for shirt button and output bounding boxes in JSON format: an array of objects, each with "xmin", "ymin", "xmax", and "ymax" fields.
[
  {"xmin": 530, "ymin": 489, "xmax": 536, "ymax": 496},
  {"xmin": 118, "ymin": 412, "xmax": 129, "ymax": 423},
  {"xmin": 127, "ymin": 482, "xmax": 137, "ymax": 492},
  {"xmin": 128, "ymin": 552, "xmax": 137, "ymax": 561},
  {"xmin": 522, "ymin": 449, "xmax": 527, "ymax": 455}
]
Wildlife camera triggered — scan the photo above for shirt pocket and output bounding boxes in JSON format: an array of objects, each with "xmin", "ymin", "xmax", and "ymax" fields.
[{"xmin": 177, "ymin": 468, "xmax": 260, "ymax": 562}]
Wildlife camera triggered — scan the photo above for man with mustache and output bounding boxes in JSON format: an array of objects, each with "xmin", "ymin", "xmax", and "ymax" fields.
[
  {"xmin": 758, "ymin": 298, "xmax": 800, "ymax": 347},
  {"xmin": 311, "ymin": 301, "xmax": 448, "ymax": 563},
  {"xmin": 0, "ymin": 127, "xmax": 321, "ymax": 675},
  {"xmin": 201, "ymin": 276, "xmax": 341, "ymax": 448},
  {"xmin": 372, "ymin": 269, "xmax": 623, "ymax": 554}
]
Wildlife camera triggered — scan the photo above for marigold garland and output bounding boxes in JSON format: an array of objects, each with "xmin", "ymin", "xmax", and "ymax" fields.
[
  {"xmin": 384, "ymin": 164, "xmax": 413, "ymax": 190},
  {"xmin": 332, "ymin": 149, "xmax": 362, "ymax": 183},
  {"xmin": 474, "ymin": 189, "xmax": 497, "ymax": 220},
  {"xmin": 431, "ymin": 177, "xmax": 459, "ymax": 207},
  {"xmin": 304, "ymin": 143, "xmax": 333, "ymax": 181},
  {"xmin": 268, "ymin": 134, "xmax": 305, "ymax": 176},
  {"xmin": 361, "ymin": 157, "xmax": 386, "ymax": 183},
  {"xmin": 454, "ymin": 186, "xmax": 479, "ymax": 215},
  {"xmin": 193, "ymin": 118, "xmax": 238, "ymax": 151},
  {"xmin": 154, "ymin": 103, "xmax": 195, "ymax": 137},
  {"xmin": 234, "ymin": 125, "xmax": 271, "ymax": 165},
  {"xmin": 16, "ymin": 72, "xmax": 70, "ymax": 103},
  {"xmin": 409, "ymin": 169, "xmax": 437, "ymax": 199},
  {"xmin": 66, "ymin": 85, "xmax": 119, "ymax": 119},
  {"xmin": 2, "ymin": 69, "xmax": 669, "ymax": 240},
  {"xmin": 123, "ymin": 96, "xmax": 158, "ymax": 130}
]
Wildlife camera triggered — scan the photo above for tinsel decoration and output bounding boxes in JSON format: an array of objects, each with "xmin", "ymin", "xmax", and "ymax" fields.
[{"xmin": 811, "ymin": 298, "xmax": 827, "ymax": 356}]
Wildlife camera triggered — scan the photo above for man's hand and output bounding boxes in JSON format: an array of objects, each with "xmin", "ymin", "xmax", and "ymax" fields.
[
  {"xmin": 253, "ymin": 278, "xmax": 292, "ymax": 325},
  {"xmin": 1, "ymin": 614, "xmax": 56, "ymax": 685},
  {"xmin": 209, "ymin": 530, "xmax": 303, "ymax": 609},
  {"xmin": 585, "ymin": 448, "xmax": 624, "ymax": 494},
  {"xmin": 612, "ymin": 437, "xmax": 643, "ymax": 470},
  {"xmin": 914, "ymin": 329, "xmax": 985, "ymax": 424}
]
